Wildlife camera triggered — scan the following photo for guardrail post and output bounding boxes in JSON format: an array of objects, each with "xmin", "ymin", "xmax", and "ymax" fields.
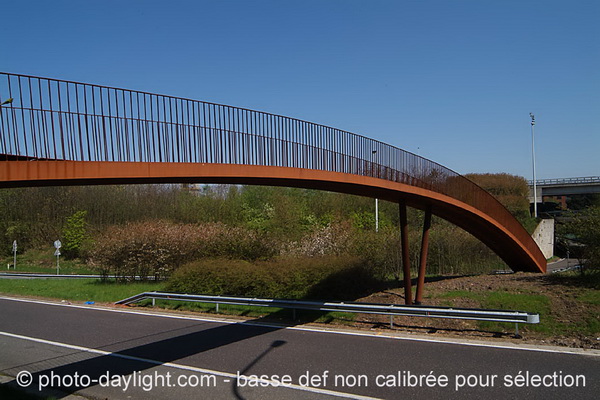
[
  {"xmin": 399, "ymin": 200, "xmax": 413, "ymax": 305},
  {"xmin": 152, "ymin": 298, "xmax": 155, "ymax": 307},
  {"xmin": 415, "ymin": 205, "xmax": 432, "ymax": 305}
]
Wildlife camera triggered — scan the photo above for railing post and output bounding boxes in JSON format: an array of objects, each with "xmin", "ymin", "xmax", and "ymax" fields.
[
  {"xmin": 415, "ymin": 205, "xmax": 432, "ymax": 305},
  {"xmin": 399, "ymin": 199, "xmax": 413, "ymax": 305}
]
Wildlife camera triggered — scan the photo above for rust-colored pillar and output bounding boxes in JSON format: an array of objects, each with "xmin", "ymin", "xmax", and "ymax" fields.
[
  {"xmin": 399, "ymin": 199, "xmax": 412, "ymax": 305},
  {"xmin": 414, "ymin": 205, "xmax": 432, "ymax": 305}
]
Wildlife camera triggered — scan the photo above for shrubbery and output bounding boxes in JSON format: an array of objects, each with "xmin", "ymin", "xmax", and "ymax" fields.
[
  {"xmin": 165, "ymin": 256, "xmax": 387, "ymax": 300},
  {"xmin": 3, "ymin": 178, "xmax": 546, "ymax": 296},
  {"xmin": 87, "ymin": 221, "xmax": 275, "ymax": 280}
]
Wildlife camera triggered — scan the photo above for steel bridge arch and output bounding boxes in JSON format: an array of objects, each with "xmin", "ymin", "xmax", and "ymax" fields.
[{"xmin": 0, "ymin": 72, "xmax": 546, "ymax": 287}]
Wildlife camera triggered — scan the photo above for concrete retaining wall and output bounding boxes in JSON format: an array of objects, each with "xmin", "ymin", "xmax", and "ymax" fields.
[{"xmin": 532, "ymin": 219, "xmax": 554, "ymax": 259}]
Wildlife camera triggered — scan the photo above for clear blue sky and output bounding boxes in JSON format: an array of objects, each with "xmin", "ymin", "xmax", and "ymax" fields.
[{"xmin": 2, "ymin": 0, "xmax": 598, "ymax": 179}]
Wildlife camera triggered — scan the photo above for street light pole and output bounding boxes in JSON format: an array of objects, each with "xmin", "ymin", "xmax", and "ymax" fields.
[
  {"xmin": 372, "ymin": 150, "xmax": 379, "ymax": 232},
  {"xmin": 375, "ymin": 198, "xmax": 379, "ymax": 233},
  {"xmin": 530, "ymin": 113, "xmax": 537, "ymax": 218}
]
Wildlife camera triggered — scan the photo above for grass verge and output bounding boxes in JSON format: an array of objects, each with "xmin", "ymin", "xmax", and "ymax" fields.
[
  {"xmin": 0, "ymin": 279, "xmax": 163, "ymax": 303},
  {"xmin": 435, "ymin": 287, "xmax": 599, "ymax": 338},
  {"xmin": 2, "ymin": 247, "xmax": 95, "ymax": 275},
  {"xmin": 0, "ymin": 279, "xmax": 355, "ymax": 325}
]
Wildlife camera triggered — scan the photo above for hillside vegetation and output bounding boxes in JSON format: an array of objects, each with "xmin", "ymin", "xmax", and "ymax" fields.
[{"xmin": 1, "ymin": 173, "xmax": 538, "ymax": 298}]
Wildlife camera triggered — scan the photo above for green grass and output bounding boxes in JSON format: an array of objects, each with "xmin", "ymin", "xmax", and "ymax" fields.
[
  {"xmin": 442, "ymin": 290, "xmax": 599, "ymax": 337},
  {"xmin": 313, "ymin": 311, "xmax": 355, "ymax": 325},
  {"xmin": 430, "ymin": 289, "xmax": 599, "ymax": 336},
  {"xmin": 578, "ymin": 290, "xmax": 600, "ymax": 305},
  {"xmin": 0, "ymin": 278, "xmax": 163, "ymax": 303},
  {"xmin": 438, "ymin": 290, "xmax": 484, "ymax": 301},
  {"xmin": 548, "ymin": 270, "xmax": 600, "ymax": 289},
  {"xmin": 2, "ymin": 247, "xmax": 95, "ymax": 275},
  {"xmin": 478, "ymin": 293, "xmax": 554, "ymax": 334},
  {"xmin": 484, "ymin": 292, "xmax": 551, "ymax": 313},
  {"xmin": 0, "ymin": 279, "xmax": 355, "ymax": 325}
]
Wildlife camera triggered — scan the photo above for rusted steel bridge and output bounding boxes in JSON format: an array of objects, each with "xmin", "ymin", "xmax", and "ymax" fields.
[{"xmin": 0, "ymin": 72, "xmax": 546, "ymax": 304}]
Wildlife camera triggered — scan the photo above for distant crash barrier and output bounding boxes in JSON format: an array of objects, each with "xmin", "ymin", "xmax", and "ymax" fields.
[{"xmin": 116, "ymin": 292, "xmax": 539, "ymax": 337}]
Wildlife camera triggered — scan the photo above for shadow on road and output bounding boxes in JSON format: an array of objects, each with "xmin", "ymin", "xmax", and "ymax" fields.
[
  {"xmin": 1, "ymin": 272, "xmax": 517, "ymax": 398},
  {"xmin": 1, "ymin": 311, "xmax": 302, "ymax": 399}
]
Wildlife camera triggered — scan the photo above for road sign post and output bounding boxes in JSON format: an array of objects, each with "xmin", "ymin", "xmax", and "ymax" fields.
[
  {"xmin": 12, "ymin": 240, "xmax": 17, "ymax": 269},
  {"xmin": 54, "ymin": 240, "xmax": 62, "ymax": 275}
]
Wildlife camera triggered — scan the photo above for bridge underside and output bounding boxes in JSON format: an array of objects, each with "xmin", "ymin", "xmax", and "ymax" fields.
[{"xmin": 0, "ymin": 160, "xmax": 546, "ymax": 274}]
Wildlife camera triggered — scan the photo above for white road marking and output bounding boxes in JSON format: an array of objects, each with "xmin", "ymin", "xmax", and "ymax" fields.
[
  {"xmin": 1, "ymin": 295, "xmax": 599, "ymax": 357},
  {"xmin": 0, "ymin": 330, "xmax": 381, "ymax": 400}
]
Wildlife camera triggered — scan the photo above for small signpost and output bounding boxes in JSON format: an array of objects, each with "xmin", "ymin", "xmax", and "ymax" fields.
[
  {"xmin": 54, "ymin": 240, "xmax": 62, "ymax": 275},
  {"xmin": 12, "ymin": 240, "xmax": 17, "ymax": 270}
]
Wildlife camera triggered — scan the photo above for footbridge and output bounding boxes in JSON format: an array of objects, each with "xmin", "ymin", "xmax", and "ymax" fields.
[{"xmin": 0, "ymin": 72, "xmax": 546, "ymax": 303}]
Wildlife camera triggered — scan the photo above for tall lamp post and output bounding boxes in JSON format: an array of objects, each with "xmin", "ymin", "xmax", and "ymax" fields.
[
  {"xmin": 375, "ymin": 198, "xmax": 379, "ymax": 233},
  {"xmin": 372, "ymin": 150, "xmax": 379, "ymax": 232},
  {"xmin": 530, "ymin": 113, "xmax": 537, "ymax": 218}
]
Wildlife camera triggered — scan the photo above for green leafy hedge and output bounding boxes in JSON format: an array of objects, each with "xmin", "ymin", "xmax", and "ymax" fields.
[{"xmin": 165, "ymin": 256, "xmax": 387, "ymax": 300}]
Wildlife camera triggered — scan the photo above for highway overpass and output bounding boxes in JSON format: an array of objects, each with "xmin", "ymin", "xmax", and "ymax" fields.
[{"xmin": 529, "ymin": 176, "xmax": 600, "ymax": 205}]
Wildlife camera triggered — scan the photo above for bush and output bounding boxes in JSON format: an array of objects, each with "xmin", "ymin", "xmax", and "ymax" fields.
[
  {"xmin": 282, "ymin": 222, "xmax": 353, "ymax": 257},
  {"xmin": 282, "ymin": 222, "xmax": 410, "ymax": 281},
  {"xmin": 165, "ymin": 256, "xmax": 387, "ymax": 300},
  {"xmin": 87, "ymin": 220, "xmax": 277, "ymax": 280}
]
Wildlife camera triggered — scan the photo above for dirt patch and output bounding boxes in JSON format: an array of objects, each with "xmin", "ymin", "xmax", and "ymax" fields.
[{"xmin": 349, "ymin": 272, "xmax": 600, "ymax": 349}]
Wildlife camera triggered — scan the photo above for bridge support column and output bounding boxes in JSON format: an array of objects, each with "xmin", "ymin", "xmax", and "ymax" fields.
[
  {"xmin": 399, "ymin": 200, "xmax": 413, "ymax": 305},
  {"xmin": 414, "ymin": 205, "xmax": 432, "ymax": 305}
]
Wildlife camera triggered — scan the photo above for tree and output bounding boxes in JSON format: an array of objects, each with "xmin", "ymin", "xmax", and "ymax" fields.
[
  {"xmin": 562, "ymin": 206, "xmax": 600, "ymax": 272},
  {"xmin": 62, "ymin": 210, "xmax": 89, "ymax": 259},
  {"xmin": 465, "ymin": 173, "xmax": 536, "ymax": 231}
]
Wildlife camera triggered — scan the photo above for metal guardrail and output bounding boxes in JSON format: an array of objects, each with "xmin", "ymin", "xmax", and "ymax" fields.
[{"xmin": 116, "ymin": 292, "xmax": 539, "ymax": 335}]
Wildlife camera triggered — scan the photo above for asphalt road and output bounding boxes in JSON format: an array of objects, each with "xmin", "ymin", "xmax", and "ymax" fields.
[
  {"xmin": 0, "ymin": 296, "xmax": 598, "ymax": 400},
  {"xmin": 546, "ymin": 257, "xmax": 581, "ymax": 273}
]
